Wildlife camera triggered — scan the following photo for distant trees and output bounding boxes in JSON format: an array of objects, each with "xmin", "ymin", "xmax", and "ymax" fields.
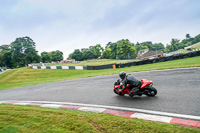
[
  {"xmin": 41, "ymin": 50, "xmax": 63, "ymax": 63},
  {"xmin": 67, "ymin": 33, "xmax": 200, "ymax": 61},
  {"xmin": 0, "ymin": 37, "xmax": 40, "ymax": 68},
  {"xmin": 164, "ymin": 33, "xmax": 200, "ymax": 53},
  {"xmin": 115, "ymin": 39, "xmax": 136, "ymax": 59},
  {"xmin": 102, "ymin": 42, "xmax": 117, "ymax": 59},
  {"xmin": 68, "ymin": 40, "xmax": 137, "ymax": 61},
  {"xmin": 41, "ymin": 52, "xmax": 51, "ymax": 63},
  {"xmin": 50, "ymin": 50, "xmax": 63, "ymax": 62},
  {"xmin": 0, "ymin": 45, "xmax": 12, "ymax": 68},
  {"xmin": 151, "ymin": 43, "xmax": 165, "ymax": 51},
  {"xmin": 68, "ymin": 44, "xmax": 104, "ymax": 61},
  {"xmin": 10, "ymin": 37, "xmax": 41, "ymax": 67},
  {"xmin": 108, "ymin": 39, "xmax": 136, "ymax": 59},
  {"xmin": 1, "ymin": 33, "xmax": 200, "ymax": 68},
  {"xmin": 68, "ymin": 49, "xmax": 83, "ymax": 61},
  {"xmin": 102, "ymin": 40, "xmax": 163, "ymax": 60},
  {"xmin": 0, "ymin": 36, "xmax": 64, "ymax": 68},
  {"xmin": 89, "ymin": 44, "xmax": 104, "ymax": 59}
]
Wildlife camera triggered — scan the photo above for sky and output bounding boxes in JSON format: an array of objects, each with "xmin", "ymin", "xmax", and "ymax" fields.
[{"xmin": 0, "ymin": 0, "xmax": 200, "ymax": 59}]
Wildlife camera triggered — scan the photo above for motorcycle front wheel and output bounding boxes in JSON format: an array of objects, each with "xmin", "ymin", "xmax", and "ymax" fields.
[
  {"xmin": 113, "ymin": 89, "xmax": 125, "ymax": 96},
  {"xmin": 145, "ymin": 86, "xmax": 157, "ymax": 96}
]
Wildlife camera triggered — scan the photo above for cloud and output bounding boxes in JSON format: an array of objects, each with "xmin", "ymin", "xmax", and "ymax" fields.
[{"xmin": 0, "ymin": 0, "xmax": 200, "ymax": 59}]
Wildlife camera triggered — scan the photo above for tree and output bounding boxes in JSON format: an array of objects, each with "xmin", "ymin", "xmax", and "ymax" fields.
[
  {"xmin": 0, "ymin": 45, "xmax": 10, "ymax": 51},
  {"xmin": 192, "ymin": 34, "xmax": 200, "ymax": 44},
  {"xmin": 41, "ymin": 52, "xmax": 51, "ymax": 63},
  {"xmin": 116, "ymin": 39, "xmax": 136, "ymax": 59},
  {"xmin": 170, "ymin": 39, "xmax": 179, "ymax": 51},
  {"xmin": 81, "ymin": 48, "xmax": 95, "ymax": 60},
  {"xmin": 50, "ymin": 50, "xmax": 63, "ymax": 62},
  {"xmin": 24, "ymin": 47, "xmax": 40, "ymax": 64},
  {"xmin": 11, "ymin": 39, "xmax": 25, "ymax": 67},
  {"xmin": 10, "ymin": 36, "xmax": 40, "ymax": 67},
  {"xmin": 164, "ymin": 44, "xmax": 170, "ymax": 53},
  {"xmin": 108, "ymin": 42, "xmax": 117, "ymax": 59},
  {"xmin": 186, "ymin": 34, "xmax": 191, "ymax": 40},
  {"xmin": 102, "ymin": 47, "xmax": 112, "ymax": 59},
  {"xmin": 89, "ymin": 44, "xmax": 104, "ymax": 59},
  {"xmin": 68, "ymin": 49, "xmax": 83, "ymax": 61},
  {"xmin": 0, "ymin": 45, "xmax": 12, "ymax": 68},
  {"xmin": 135, "ymin": 44, "xmax": 148, "ymax": 52},
  {"xmin": 151, "ymin": 43, "xmax": 165, "ymax": 51},
  {"xmin": 140, "ymin": 41, "xmax": 153, "ymax": 50}
]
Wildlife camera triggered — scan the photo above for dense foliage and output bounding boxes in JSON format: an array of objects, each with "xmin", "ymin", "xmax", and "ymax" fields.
[
  {"xmin": 68, "ymin": 33, "xmax": 200, "ymax": 61},
  {"xmin": 0, "ymin": 37, "xmax": 63, "ymax": 68}
]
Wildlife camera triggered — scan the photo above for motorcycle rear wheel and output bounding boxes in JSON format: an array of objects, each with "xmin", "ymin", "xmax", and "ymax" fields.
[{"xmin": 145, "ymin": 86, "xmax": 157, "ymax": 96}]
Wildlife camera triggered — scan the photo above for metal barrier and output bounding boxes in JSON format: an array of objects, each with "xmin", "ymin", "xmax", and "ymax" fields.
[{"xmin": 87, "ymin": 51, "xmax": 200, "ymax": 70}]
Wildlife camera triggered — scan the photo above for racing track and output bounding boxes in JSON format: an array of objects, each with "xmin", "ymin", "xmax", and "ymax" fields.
[{"xmin": 0, "ymin": 67, "xmax": 200, "ymax": 117}]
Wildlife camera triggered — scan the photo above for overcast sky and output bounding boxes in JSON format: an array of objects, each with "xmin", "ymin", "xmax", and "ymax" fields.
[{"xmin": 1, "ymin": 0, "xmax": 200, "ymax": 59}]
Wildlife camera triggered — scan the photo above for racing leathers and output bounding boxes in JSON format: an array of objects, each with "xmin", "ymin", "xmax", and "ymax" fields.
[{"xmin": 121, "ymin": 74, "xmax": 142, "ymax": 97}]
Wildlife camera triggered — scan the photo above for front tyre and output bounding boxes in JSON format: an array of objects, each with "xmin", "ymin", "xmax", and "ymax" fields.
[
  {"xmin": 118, "ymin": 92, "xmax": 125, "ymax": 96},
  {"xmin": 113, "ymin": 89, "xmax": 125, "ymax": 96},
  {"xmin": 145, "ymin": 86, "xmax": 157, "ymax": 96}
]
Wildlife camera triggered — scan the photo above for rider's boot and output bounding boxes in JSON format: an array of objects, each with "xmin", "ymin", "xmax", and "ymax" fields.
[{"xmin": 129, "ymin": 88, "xmax": 139, "ymax": 97}]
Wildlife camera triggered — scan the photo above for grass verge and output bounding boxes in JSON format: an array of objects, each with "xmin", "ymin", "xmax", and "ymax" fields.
[
  {"xmin": 0, "ymin": 56, "xmax": 200, "ymax": 91},
  {"xmin": 0, "ymin": 104, "xmax": 199, "ymax": 133}
]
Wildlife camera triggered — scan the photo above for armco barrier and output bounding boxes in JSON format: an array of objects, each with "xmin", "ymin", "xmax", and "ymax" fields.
[
  {"xmin": 30, "ymin": 66, "xmax": 87, "ymax": 70},
  {"xmin": 114, "ymin": 51, "xmax": 200, "ymax": 70},
  {"xmin": 87, "ymin": 64, "xmax": 114, "ymax": 70}
]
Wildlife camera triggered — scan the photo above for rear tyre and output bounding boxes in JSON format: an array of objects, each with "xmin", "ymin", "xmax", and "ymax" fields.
[{"xmin": 145, "ymin": 86, "xmax": 157, "ymax": 96}]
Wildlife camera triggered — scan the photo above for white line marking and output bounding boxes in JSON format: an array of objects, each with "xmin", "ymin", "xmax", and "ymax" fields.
[
  {"xmin": 79, "ymin": 107, "xmax": 106, "ymax": 113},
  {"xmin": 13, "ymin": 102, "xmax": 30, "ymax": 105},
  {"xmin": 4, "ymin": 100, "xmax": 200, "ymax": 120},
  {"xmin": 131, "ymin": 113, "xmax": 172, "ymax": 123},
  {"xmin": 41, "ymin": 104, "xmax": 62, "ymax": 108}
]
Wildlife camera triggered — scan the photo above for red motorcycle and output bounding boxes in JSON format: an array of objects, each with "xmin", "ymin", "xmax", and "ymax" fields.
[{"xmin": 114, "ymin": 79, "xmax": 157, "ymax": 97}]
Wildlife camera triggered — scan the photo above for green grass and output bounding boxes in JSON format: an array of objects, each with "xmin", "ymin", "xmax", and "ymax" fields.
[
  {"xmin": 169, "ymin": 49, "xmax": 188, "ymax": 54},
  {"xmin": 192, "ymin": 42, "xmax": 200, "ymax": 49},
  {"xmin": 0, "ymin": 104, "xmax": 199, "ymax": 133},
  {"xmin": 0, "ymin": 56, "xmax": 200, "ymax": 91}
]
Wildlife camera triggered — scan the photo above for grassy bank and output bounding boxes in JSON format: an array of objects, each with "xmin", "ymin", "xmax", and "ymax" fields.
[
  {"xmin": 0, "ymin": 105, "xmax": 199, "ymax": 133},
  {"xmin": 0, "ymin": 56, "xmax": 200, "ymax": 91}
]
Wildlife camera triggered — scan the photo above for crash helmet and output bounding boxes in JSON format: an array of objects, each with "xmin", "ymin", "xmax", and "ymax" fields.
[{"xmin": 119, "ymin": 71, "xmax": 126, "ymax": 80}]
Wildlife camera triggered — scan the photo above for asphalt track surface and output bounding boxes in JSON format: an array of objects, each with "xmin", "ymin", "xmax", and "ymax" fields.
[{"xmin": 0, "ymin": 68, "xmax": 200, "ymax": 116}]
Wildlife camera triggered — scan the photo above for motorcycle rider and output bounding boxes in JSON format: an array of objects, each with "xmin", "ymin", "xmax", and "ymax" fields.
[{"xmin": 119, "ymin": 71, "xmax": 142, "ymax": 97}]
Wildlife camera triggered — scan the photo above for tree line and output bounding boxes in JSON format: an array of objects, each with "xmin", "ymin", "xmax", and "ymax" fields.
[
  {"xmin": 68, "ymin": 33, "xmax": 200, "ymax": 61},
  {"xmin": 0, "ymin": 37, "xmax": 63, "ymax": 68},
  {"xmin": 1, "ymin": 33, "xmax": 200, "ymax": 68}
]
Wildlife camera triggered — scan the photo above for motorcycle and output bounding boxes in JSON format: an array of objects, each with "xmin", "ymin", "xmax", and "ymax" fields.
[{"xmin": 114, "ymin": 79, "xmax": 157, "ymax": 97}]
